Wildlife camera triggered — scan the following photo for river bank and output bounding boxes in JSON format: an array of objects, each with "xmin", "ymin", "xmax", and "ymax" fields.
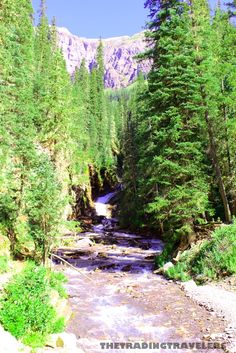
[
  {"xmin": 1, "ymin": 192, "xmax": 236, "ymax": 353},
  {"xmin": 53, "ymin": 192, "xmax": 234, "ymax": 353}
]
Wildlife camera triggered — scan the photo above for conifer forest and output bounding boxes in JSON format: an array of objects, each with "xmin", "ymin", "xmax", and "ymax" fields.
[{"xmin": 1, "ymin": 1, "xmax": 236, "ymax": 352}]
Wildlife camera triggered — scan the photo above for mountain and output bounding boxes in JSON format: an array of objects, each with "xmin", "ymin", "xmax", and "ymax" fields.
[{"xmin": 57, "ymin": 27, "xmax": 151, "ymax": 89}]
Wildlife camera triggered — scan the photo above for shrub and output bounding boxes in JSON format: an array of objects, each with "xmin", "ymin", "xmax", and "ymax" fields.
[
  {"xmin": 0, "ymin": 262, "xmax": 66, "ymax": 347},
  {"xmin": 165, "ymin": 262, "xmax": 191, "ymax": 282},
  {"xmin": 0, "ymin": 256, "xmax": 9, "ymax": 274},
  {"xmin": 190, "ymin": 223, "xmax": 236, "ymax": 279},
  {"xmin": 49, "ymin": 271, "xmax": 68, "ymax": 298},
  {"xmin": 155, "ymin": 233, "xmax": 179, "ymax": 268},
  {"xmin": 162, "ymin": 223, "xmax": 236, "ymax": 283}
]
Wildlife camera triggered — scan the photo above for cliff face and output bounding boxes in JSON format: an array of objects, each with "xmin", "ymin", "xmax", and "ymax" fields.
[{"xmin": 57, "ymin": 27, "xmax": 151, "ymax": 89}]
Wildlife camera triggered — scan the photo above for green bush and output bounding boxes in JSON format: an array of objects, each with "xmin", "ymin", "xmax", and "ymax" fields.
[
  {"xmin": 0, "ymin": 256, "xmax": 9, "ymax": 274},
  {"xmin": 0, "ymin": 262, "xmax": 66, "ymax": 347},
  {"xmin": 49, "ymin": 271, "xmax": 68, "ymax": 298},
  {"xmin": 155, "ymin": 233, "xmax": 179, "ymax": 268},
  {"xmin": 165, "ymin": 262, "xmax": 191, "ymax": 282},
  {"xmin": 190, "ymin": 223, "xmax": 236, "ymax": 280},
  {"xmin": 155, "ymin": 245, "xmax": 173, "ymax": 268},
  {"xmin": 162, "ymin": 223, "xmax": 236, "ymax": 283}
]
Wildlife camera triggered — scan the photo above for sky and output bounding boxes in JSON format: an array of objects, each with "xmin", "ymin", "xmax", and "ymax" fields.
[
  {"xmin": 31, "ymin": 0, "xmax": 221, "ymax": 39},
  {"xmin": 32, "ymin": 0, "xmax": 149, "ymax": 38}
]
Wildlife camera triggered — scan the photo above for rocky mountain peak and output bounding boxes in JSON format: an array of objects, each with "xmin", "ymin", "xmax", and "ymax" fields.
[{"xmin": 57, "ymin": 27, "xmax": 151, "ymax": 89}]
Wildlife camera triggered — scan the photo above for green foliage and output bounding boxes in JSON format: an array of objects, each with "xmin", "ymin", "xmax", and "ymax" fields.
[
  {"xmin": 121, "ymin": 1, "xmax": 210, "ymax": 233},
  {"xmin": 0, "ymin": 256, "xmax": 9, "ymax": 274},
  {"xmin": 163, "ymin": 224, "xmax": 236, "ymax": 282},
  {"xmin": 0, "ymin": 263, "xmax": 65, "ymax": 347},
  {"xmin": 190, "ymin": 224, "xmax": 236, "ymax": 279},
  {"xmin": 155, "ymin": 243, "xmax": 175, "ymax": 268},
  {"xmin": 121, "ymin": 0, "xmax": 236, "ymax": 240},
  {"xmin": 0, "ymin": 0, "xmax": 119, "ymax": 262},
  {"xmin": 24, "ymin": 154, "xmax": 62, "ymax": 263},
  {"xmin": 22, "ymin": 332, "xmax": 47, "ymax": 349},
  {"xmin": 165, "ymin": 263, "xmax": 191, "ymax": 282},
  {"xmin": 155, "ymin": 232, "xmax": 180, "ymax": 268},
  {"xmin": 49, "ymin": 271, "xmax": 68, "ymax": 298},
  {"xmin": 64, "ymin": 220, "xmax": 82, "ymax": 234}
]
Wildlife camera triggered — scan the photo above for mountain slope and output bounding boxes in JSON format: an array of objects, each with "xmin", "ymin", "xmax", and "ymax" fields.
[{"xmin": 57, "ymin": 27, "xmax": 151, "ymax": 88}]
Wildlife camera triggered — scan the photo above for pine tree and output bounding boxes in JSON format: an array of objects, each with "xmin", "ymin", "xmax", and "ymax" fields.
[
  {"xmin": 69, "ymin": 61, "xmax": 90, "ymax": 185},
  {"xmin": 88, "ymin": 67, "xmax": 99, "ymax": 161},
  {"xmin": 34, "ymin": 7, "xmax": 71, "ymax": 151},
  {"xmin": 190, "ymin": 0, "xmax": 233, "ymax": 223},
  {"xmin": 134, "ymin": 0, "xmax": 209, "ymax": 234},
  {"xmin": 120, "ymin": 74, "xmax": 147, "ymax": 227},
  {"xmin": 0, "ymin": 0, "xmax": 37, "ymax": 256},
  {"xmin": 226, "ymin": 0, "xmax": 236, "ymax": 17},
  {"xmin": 95, "ymin": 40, "xmax": 107, "ymax": 165},
  {"xmin": 211, "ymin": 7, "xmax": 236, "ymax": 216}
]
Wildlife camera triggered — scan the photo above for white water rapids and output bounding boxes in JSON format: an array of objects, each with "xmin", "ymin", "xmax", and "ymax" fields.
[
  {"xmin": 59, "ymin": 192, "xmax": 228, "ymax": 353},
  {"xmin": 94, "ymin": 191, "xmax": 117, "ymax": 217}
]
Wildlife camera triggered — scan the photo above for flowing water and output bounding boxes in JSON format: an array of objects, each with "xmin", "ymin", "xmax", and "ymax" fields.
[{"xmin": 56, "ymin": 192, "xmax": 227, "ymax": 353}]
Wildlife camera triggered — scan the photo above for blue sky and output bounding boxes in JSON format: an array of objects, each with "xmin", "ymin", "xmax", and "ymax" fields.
[
  {"xmin": 32, "ymin": 0, "xmax": 220, "ymax": 39},
  {"xmin": 32, "ymin": 0, "xmax": 149, "ymax": 38}
]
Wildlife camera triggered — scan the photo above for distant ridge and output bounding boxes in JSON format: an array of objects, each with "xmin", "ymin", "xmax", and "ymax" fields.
[{"xmin": 57, "ymin": 27, "xmax": 151, "ymax": 88}]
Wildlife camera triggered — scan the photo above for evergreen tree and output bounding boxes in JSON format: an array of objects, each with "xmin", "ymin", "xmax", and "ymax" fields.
[
  {"xmin": 0, "ymin": 0, "xmax": 119, "ymax": 262},
  {"xmin": 120, "ymin": 74, "xmax": 147, "ymax": 227},
  {"xmin": 34, "ymin": 6, "xmax": 71, "ymax": 151},
  {"xmin": 211, "ymin": 7, "xmax": 236, "ymax": 216},
  {"xmin": 24, "ymin": 154, "xmax": 62, "ymax": 264},
  {"xmin": 69, "ymin": 61, "xmax": 90, "ymax": 185},
  {"xmin": 0, "ymin": 0, "xmax": 37, "ymax": 256},
  {"xmin": 190, "ymin": 0, "xmax": 233, "ymax": 223},
  {"xmin": 132, "ymin": 0, "xmax": 210, "ymax": 234},
  {"xmin": 88, "ymin": 67, "xmax": 99, "ymax": 160},
  {"xmin": 95, "ymin": 40, "xmax": 107, "ymax": 165}
]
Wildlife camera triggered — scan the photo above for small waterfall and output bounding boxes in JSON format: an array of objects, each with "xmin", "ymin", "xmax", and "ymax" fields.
[{"xmin": 94, "ymin": 191, "xmax": 117, "ymax": 217}]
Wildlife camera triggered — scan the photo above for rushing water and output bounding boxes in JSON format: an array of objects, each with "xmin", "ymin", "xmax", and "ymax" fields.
[
  {"xmin": 57, "ymin": 191, "xmax": 163, "ymax": 273},
  {"xmin": 61, "ymin": 192, "xmax": 226, "ymax": 353},
  {"xmin": 94, "ymin": 192, "xmax": 117, "ymax": 217}
]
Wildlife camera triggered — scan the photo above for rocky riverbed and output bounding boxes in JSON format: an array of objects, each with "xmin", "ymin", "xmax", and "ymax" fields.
[{"xmin": 52, "ymin": 192, "xmax": 234, "ymax": 353}]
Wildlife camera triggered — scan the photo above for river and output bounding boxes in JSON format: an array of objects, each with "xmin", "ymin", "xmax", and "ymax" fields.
[{"xmin": 56, "ymin": 192, "xmax": 227, "ymax": 353}]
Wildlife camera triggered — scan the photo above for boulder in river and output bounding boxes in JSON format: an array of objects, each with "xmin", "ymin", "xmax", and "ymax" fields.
[{"xmin": 76, "ymin": 238, "xmax": 94, "ymax": 248}]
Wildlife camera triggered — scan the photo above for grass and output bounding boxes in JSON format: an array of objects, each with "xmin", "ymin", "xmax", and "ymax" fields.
[
  {"xmin": 156, "ymin": 223, "xmax": 236, "ymax": 283},
  {"xmin": 165, "ymin": 262, "xmax": 191, "ymax": 282}
]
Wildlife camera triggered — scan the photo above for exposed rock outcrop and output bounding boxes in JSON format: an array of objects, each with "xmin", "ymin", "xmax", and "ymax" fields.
[{"xmin": 57, "ymin": 27, "xmax": 151, "ymax": 88}]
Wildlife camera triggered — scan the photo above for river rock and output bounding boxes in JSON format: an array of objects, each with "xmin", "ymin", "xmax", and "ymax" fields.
[
  {"xmin": 76, "ymin": 238, "xmax": 94, "ymax": 248},
  {"xmin": 163, "ymin": 262, "xmax": 174, "ymax": 271},
  {"xmin": 154, "ymin": 262, "xmax": 174, "ymax": 274},
  {"xmin": 180, "ymin": 279, "xmax": 197, "ymax": 291},
  {"xmin": 46, "ymin": 332, "xmax": 78, "ymax": 349}
]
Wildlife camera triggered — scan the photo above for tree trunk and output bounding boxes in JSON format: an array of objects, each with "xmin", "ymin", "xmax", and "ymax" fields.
[
  {"xmin": 204, "ymin": 109, "xmax": 232, "ymax": 223},
  {"xmin": 8, "ymin": 228, "xmax": 18, "ymax": 258},
  {"xmin": 221, "ymin": 79, "xmax": 232, "ymax": 175}
]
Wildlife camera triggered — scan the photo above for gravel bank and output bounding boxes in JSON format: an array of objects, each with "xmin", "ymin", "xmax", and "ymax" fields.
[{"xmin": 181, "ymin": 280, "xmax": 236, "ymax": 353}]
